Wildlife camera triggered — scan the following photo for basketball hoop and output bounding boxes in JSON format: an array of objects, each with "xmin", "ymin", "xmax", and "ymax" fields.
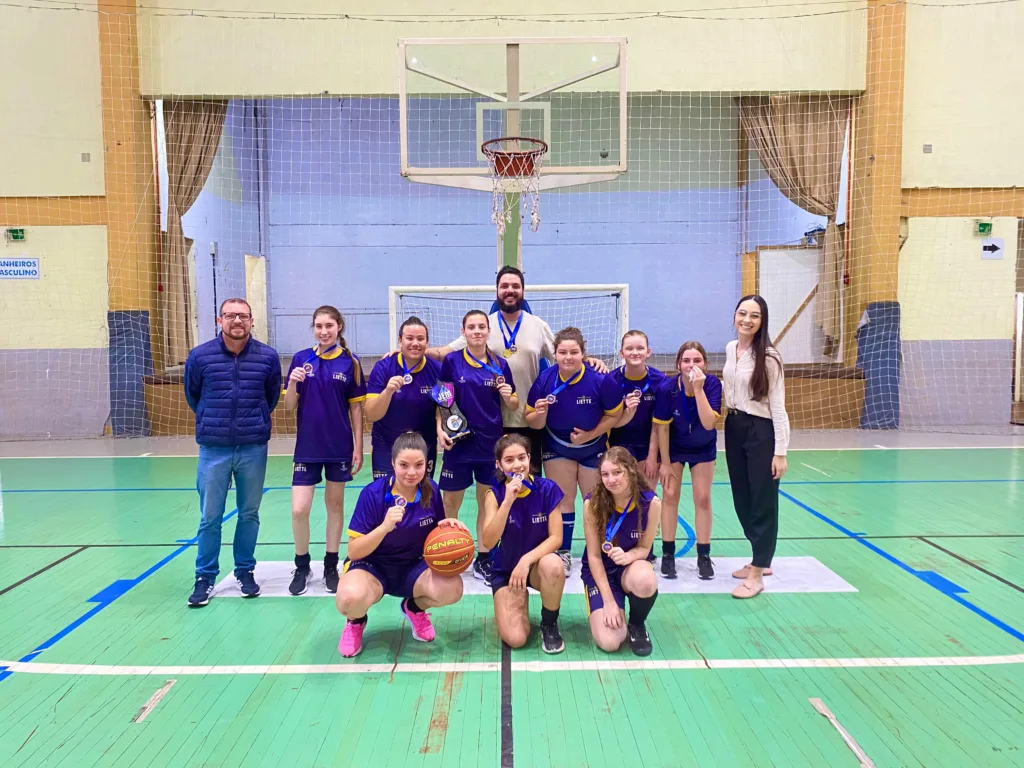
[{"xmin": 481, "ymin": 137, "xmax": 548, "ymax": 236}]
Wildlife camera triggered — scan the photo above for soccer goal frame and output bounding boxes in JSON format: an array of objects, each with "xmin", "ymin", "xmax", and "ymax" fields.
[{"xmin": 388, "ymin": 283, "xmax": 630, "ymax": 349}]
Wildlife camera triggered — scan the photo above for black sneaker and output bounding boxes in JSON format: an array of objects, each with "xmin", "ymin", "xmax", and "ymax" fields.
[
  {"xmin": 187, "ymin": 577, "xmax": 214, "ymax": 607},
  {"xmin": 540, "ymin": 622, "xmax": 565, "ymax": 654},
  {"xmin": 236, "ymin": 570, "xmax": 261, "ymax": 598},
  {"xmin": 289, "ymin": 568, "xmax": 310, "ymax": 596},
  {"xmin": 472, "ymin": 557, "xmax": 492, "ymax": 586},
  {"xmin": 324, "ymin": 565, "xmax": 340, "ymax": 594},
  {"xmin": 697, "ymin": 554, "xmax": 715, "ymax": 580},
  {"xmin": 627, "ymin": 623, "xmax": 653, "ymax": 656},
  {"xmin": 661, "ymin": 556, "xmax": 677, "ymax": 579}
]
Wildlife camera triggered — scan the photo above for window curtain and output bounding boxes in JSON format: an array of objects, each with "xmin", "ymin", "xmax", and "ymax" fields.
[
  {"xmin": 163, "ymin": 99, "xmax": 227, "ymax": 366},
  {"xmin": 738, "ymin": 95, "xmax": 852, "ymax": 353}
]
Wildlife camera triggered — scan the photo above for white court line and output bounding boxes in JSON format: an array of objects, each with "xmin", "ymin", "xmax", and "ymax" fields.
[
  {"xmin": 810, "ymin": 697, "xmax": 876, "ymax": 767},
  {"xmin": 133, "ymin": 679, "xmax": 176, "ymax": 723},
  {"xmin": 2, "ymin": 655, "xmax": 1022, "ymax": 677},
  {"xmin": 800, "ymin": 462, "xmax": 831, "ymax": 477}
]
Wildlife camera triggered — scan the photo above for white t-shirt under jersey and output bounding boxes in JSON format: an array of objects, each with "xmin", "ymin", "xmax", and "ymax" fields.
[{"xmin": 448, "ymin": 310, "xmax": 555, "ymax": 429}]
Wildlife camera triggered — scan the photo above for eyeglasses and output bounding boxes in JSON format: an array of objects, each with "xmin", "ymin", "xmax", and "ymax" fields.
[{"xmin": 222, "ymin": 313, "xmax": 252, "ymax": 321}]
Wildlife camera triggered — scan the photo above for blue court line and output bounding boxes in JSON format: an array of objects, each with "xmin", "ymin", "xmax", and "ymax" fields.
[
  {"xmin": 780, "ymin": 489, "xmax": 1024, "ymax": 644},
  {"xmin": 4, "ymin": 479, "xmax": 1022, "ymax": 494},
  {"xmin": 0, "ymin": 492, "xmax": 268, "ymax": 683},
  {"xmin": 676, "ymin": 516, "xmax": 697, "ymax": 558},
  {"xmin": 3, "ymin": 484, "xmax": 365, "ymax": 494}
]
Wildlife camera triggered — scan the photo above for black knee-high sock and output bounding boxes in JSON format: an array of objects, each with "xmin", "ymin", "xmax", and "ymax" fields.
[
  {"xmin": 627, "ymin": 592, "xmax": 658, "ymax": 626},
  {"xmin": 405, "ymin": 597, "xmax": 424, "ymax": 613}
]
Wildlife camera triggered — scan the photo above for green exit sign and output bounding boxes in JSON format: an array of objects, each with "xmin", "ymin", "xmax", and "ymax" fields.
[
  {"xmin": 974, "ymin": 221, "xmax": 993, "ymax": 236},
  {"xmin": 4, "ymin": 228, "xmax": 25, "ymax": 242}
]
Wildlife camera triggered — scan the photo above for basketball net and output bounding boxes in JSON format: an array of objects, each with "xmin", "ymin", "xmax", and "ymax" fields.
[{"xmin": 482, "ymin": 137, "xmax": 548, "ymax": 237}]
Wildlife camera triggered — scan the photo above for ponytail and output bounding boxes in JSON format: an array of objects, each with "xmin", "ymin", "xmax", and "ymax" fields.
[{"xmin": 390, "ymin": 431, "xmax": 433, "ymax": 508}]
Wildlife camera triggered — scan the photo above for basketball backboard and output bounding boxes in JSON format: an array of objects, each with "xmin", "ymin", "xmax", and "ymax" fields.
[{"xmin": 398, "ymin": 37, "xmax": 628, "ymax": 192}]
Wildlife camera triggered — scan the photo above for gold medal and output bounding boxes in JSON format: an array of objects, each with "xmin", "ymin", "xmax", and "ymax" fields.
[{"xmin": 503, "ymin": 348, "xmax": 513, "ymax": 358}]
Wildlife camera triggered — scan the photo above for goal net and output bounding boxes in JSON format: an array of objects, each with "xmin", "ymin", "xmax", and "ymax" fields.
[
  {"xmin": 389, "ymin": 285, "xmax": 629, "ymax": 364},
  {"xmin": 0, "ymin": 3, "xmax": 1021, "ymax": 444}
]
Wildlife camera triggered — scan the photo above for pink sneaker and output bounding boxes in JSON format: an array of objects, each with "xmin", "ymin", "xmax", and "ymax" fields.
[
  {"xmin": 401, "ymin": 600, "xmax": 435, "ymax": 642},
  {"xmin": 338, "ymin": 620, "xmax": 365, "ymax": 657}
]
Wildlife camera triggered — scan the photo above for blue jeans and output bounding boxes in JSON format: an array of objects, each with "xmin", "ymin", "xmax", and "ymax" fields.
[{"xmin": 194, "ymin": 443, "xmax": 268, "ymax": 579}]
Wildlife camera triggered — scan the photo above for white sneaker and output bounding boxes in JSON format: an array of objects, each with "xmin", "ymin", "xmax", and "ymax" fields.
[{"xmin": 557, "ymin": 550, "xmax": 572, "ymax": 577}]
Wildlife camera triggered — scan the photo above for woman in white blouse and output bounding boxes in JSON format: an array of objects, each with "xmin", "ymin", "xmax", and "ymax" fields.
[{"xmin": 722, "ymin": 295, "xmax": 790, "ymax": 599}]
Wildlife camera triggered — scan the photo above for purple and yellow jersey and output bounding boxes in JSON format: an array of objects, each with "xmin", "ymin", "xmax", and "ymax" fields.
[
  {"xmin": 526, "ymin": 365, "xmax": 623, "ymax": 444},
  {"xmin": 287, "ymin": 347, "xmax": 366, "ymax": 463},
  {"xmin": 439, "ymin": 349, "xmax": 516, "ymax": 463},
  {"xmin": 608, "ymin": 366, "xmax": 669, "ymax": 454},
  {"xmin": 655, "ymin": 373, "xmax": 722, "ymax": 454},
  {"xmin": 346, "ymin": 475, "xmax": 444, "ymax": 564},
  {"xmin": 367, "ymin": 354, "xmax": 441, "ymax": 450},
  {"xmin": 488, "ymin": 476, "xmax": 563, "ymax": 575},
  {"xmin": 581, "ymin": 489, "xmax": 658, "ymax": 573}
]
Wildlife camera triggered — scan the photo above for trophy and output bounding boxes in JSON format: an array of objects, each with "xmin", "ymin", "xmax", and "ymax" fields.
[{"xmin": 431, "ymin": 382, "xmax": 472, "ymax": 444}]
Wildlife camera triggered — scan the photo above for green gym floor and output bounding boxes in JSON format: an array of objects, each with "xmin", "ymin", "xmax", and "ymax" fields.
[{"xmin": 1, "ymin": 439, "xmax": 1023, "ymax": 767}]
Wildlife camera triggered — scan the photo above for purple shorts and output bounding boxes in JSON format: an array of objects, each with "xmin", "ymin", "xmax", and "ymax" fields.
[
  {"xmin": 439, "ymin": 457, "xmax": 496, "ymax": 491},
  {"xmin": 292, "ymin": 461, "xmax": 352, "ymax": 486},
  {"xmin": 342, "ymin": 558, "xmax": 429, "ymax": 599}
]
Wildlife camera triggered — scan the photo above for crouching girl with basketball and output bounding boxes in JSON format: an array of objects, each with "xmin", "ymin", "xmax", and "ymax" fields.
[
  {"xmin": 482, "ymin": 434, "xmax": 567, "ymax": 654},
  {"xmin": 581, "ymin": 447, "xmax": 660, "ymax": 656},
  {"xmin": 336, "ymin": 432, "xmax": 467, "ymax": 658}
]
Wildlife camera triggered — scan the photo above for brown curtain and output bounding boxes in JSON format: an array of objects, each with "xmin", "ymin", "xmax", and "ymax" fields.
[
  {"xmin": 738, "ymin": 95, "xmax": 852, "ymax": 353},
  {"xmin": 163, "ymin": 99, "xmax": 227, "ymax": 365}
]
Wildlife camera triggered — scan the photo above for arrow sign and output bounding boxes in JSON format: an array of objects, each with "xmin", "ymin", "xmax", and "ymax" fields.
[{"xmin": 981, "ymin": 238, "xmax": 1004, "ymax": 259}]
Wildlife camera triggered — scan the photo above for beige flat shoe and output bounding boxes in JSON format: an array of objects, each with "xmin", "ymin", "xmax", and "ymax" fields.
[
  {"xmin": 732, "ymin": 564, "xmax": 773, "ymax": 579},
  {"xmin": 732, "ymin": 581, "xmax": 765, "ymax": 599}
]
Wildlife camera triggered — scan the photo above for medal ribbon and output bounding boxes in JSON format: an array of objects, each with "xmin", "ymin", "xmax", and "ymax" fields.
[{"xmin": 499, "ymin": 312, "xmax": 523, "ymax": 352}]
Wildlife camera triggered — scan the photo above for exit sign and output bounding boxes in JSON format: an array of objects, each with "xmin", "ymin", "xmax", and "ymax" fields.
[
  {"xmin": 974, "ymin": 221, "xmax": 993, "ymax": 236},
  {"xmin": 4, "ymin": 228, "xmax": 25, "ymax": 242}
]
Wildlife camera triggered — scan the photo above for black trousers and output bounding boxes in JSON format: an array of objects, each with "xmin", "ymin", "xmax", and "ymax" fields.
[
  {"xmin": 502, "ymin": 426, "xmax": 544, "ymax": 477},
  {"xmin": 724, "ymin": 410, "xmax": 779, "ymax": 568}
]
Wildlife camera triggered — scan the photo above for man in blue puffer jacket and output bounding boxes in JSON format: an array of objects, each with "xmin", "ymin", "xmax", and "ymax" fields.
[{"xmin": 184, "ymin": 298, "xmax": 282, "ymax": 607}]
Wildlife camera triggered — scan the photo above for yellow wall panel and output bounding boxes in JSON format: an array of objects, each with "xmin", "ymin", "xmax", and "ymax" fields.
[
  {"xmin": 0, "ymin": 225, "xmax": 109, "ymax": 349},
  {"xmin": 137, "ymin": 0, "xmax": 866, "ymax": 96},
  {"xmin": 903, "ymin": 1, "xmax": 1024, "ymax": 188},
  {"xmin": 899, "ymin": 217, "xmax": 1019, "ymax": 341},
  {"xmin": 0, "ymin": 3, "xmax": 105, "ymax": 197}
]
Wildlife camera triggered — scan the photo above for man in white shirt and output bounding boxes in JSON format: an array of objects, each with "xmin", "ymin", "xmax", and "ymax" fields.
[{"xmin": 426, "ymin": 267, "xmax": 607, "ymax": 476}]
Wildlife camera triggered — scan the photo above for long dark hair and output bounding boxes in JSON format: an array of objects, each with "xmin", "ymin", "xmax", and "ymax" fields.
[
  {"xmin": 313, "ymin": 305, "xmax": 362, "ymax": 384},
  {"xmin": 589, "ymin": 447, "xmax": 650, "ymax": 542},
  {"xmin": 493, "ymin": 433, "xmax": 532, "ymax": 483},
  {"xmin": 390, "ymin": 431, "xmax": 433, "ymax": 508},
  {"xmin": 734, "ymin": 294, "xmax": 780, "ymax": 402}
]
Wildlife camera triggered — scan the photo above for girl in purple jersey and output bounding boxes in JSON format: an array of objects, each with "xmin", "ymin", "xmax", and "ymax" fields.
[
  {"xmin": 609, "ymin": 330, "xmax": 667, "ymax": 485},
  {"xmin": 437, "ymin": 310, "xmax": 517, "ymax": 585},
  {"xmin": 284, "ymin": 306, "xmax": 366, "ymax": 597},
  {"xmin": 655, "ymin": 341, "xmax": 723, "ymax": 581},
  {"xmin": 336, "ymin": 432, "xmax": 468, "ymax": 658},
  {"xmin": 581, "ymin": 447, "xmax": 660, "ymax": 656},
  {"xmin": 482, "ymin": 434, "xmax": 566, "ymax": 654},
  {"xmin": 365, "ymin": 316, "xmax": 441, "ymax": 480},
  {"xmin": 525, "ymin": 327, "xmax": 623, "ymax": 576}
]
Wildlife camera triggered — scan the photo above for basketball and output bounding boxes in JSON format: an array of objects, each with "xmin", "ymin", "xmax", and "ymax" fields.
[{"xmin": 423, "ymin": 527, "xmax": 475, "ymax": 575}]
